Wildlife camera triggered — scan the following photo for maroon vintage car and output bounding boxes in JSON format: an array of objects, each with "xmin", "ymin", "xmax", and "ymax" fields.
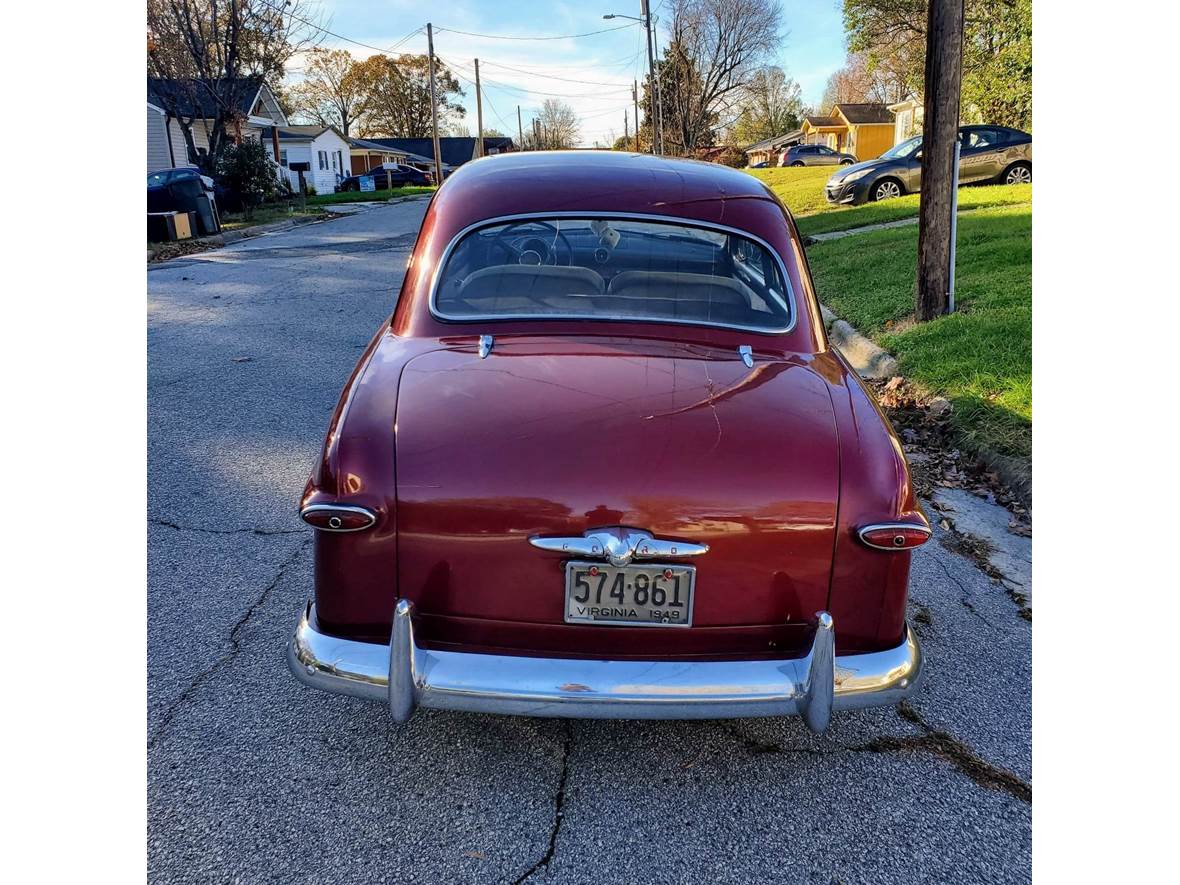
[{"xmin": 287, "ymin": 151, "xmax": 928, "ymax": 733}]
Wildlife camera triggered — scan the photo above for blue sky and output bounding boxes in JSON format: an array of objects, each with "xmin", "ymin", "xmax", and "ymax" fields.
[{"xmin": 294, "ymin": 0, "xmax": 847, "ymax": 146}]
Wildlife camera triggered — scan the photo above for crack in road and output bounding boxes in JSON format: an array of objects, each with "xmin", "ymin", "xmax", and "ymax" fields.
[
  {"xmin": 937, "ymin": 525, "xmax": 1032, "ymax": 621},
  {"xmin": 931, "ymin": 553, "xmax": 1001, "ymax": 630},
  {"xmin": 724, "ymin": 704, "xmax": 1030, "ymax": 804},
  {"xmin": 513, "ymin": 721, "xmax": 574, "ymax": 884},
  {"xmin": 148, "ymin": 517, "xmax": 309, "ymax": 537},
  {"xmin": 148, "ymin": 536, "xmax": 311, "ymax": 750}
]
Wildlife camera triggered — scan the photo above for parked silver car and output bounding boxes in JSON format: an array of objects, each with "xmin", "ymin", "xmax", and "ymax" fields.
[
  {"xmin": 781, "ymin": 144, "xmax": 858, "ymax": 167},
  {"xmin": 825, "ymin": 125, "xmax": 1032, "ymax": 205}
]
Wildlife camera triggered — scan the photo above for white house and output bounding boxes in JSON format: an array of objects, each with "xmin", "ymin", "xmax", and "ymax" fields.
[
  {"xmin": 266, "ymin": 126, "xmax": 352, "ymax": 194},
  {"xmin": 147, "ymin": 77, "xmax": 288, "ymax": 173},
  {"xmin": 888, "ymin": 97, "xmax": 924, "ymax": 146}
]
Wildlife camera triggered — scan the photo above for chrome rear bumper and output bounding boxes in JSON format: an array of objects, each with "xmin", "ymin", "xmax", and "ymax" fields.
[{"xmin": 286, "ymin": 600, "xmax": 922, "ymax": 734}]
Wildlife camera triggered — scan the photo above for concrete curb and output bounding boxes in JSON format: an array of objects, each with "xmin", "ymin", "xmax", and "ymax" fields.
[
  {"xmin": 819, "ymin": 304, "xmax": 899, "ymax": 379},
  {"xmin": 818, "ymin": 306, "xmax": 1032, "ymax": 506}
]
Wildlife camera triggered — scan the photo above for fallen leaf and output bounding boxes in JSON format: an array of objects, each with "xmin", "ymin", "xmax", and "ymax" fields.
[
  {"xmin": 462, "ymin": 851, "xmax": 485, "ymax": 860},
  {"xmin": 231, "ymin": 356, "xmax": 253, "ymax": 363}
]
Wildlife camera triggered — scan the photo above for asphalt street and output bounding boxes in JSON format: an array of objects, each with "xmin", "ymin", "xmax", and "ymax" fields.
[{"xmin": 147, "ymin": 201, "xmax": 1031, "ymax": 884}]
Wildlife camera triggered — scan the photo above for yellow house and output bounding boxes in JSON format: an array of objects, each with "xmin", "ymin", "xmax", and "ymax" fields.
[{"xmin": 800, "ymin": 103, "xmax": 896, "ymax": 161}]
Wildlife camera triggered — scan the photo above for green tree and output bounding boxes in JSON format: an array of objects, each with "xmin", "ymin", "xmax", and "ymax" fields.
[
  {"xmin": 215, "ymin": 140, "xmax": 280, "ymax": 218},
  {"xmin": 843, "ymin": 0, "xmax": 1032, "ymax": 130}
]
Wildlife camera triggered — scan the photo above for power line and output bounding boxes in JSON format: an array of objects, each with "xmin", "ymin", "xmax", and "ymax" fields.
[
  {"xmin": 434, "ymin": 22, "xmax": 638, "ymax": 41},
  {"xmin": 258, "ymin": 0, "xmax": 425, "ymax": 56},
  {"xmin": 479, "ymin": 56, "xmax": 642, "ymax": 87},
  {"xmin": 440, "ymin": 56, "xmax": 633, "ymax": 101}
]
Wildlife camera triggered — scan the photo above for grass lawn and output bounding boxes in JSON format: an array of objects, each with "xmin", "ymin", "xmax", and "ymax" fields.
[
  {"xmin": 220, "ymin": 204, "xmax": 327, "ymax": 232},
  {"xmin": 745, "ymin": 166, "xmax": 1031, "ymax": 237},
  {"xmin": 806, "ymin": 201, "xmax": 1032, "ymax": 459},
  {"xmin": 307, "ymin": 186, "xmax": 435, "ymax": 205}
]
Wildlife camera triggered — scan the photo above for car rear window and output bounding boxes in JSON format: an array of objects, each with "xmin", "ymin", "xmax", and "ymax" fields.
[{"xmin": 432, "ymin": 216, "xmax": 793, "ymax": 333}]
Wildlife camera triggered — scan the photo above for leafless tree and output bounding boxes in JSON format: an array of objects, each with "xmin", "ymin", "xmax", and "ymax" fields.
[
  {"xmin": 147, "ymin": 0, "xmax": 323, "ymax": 168},
  {"xmin": 820, "ymin": 52, "xmax": 909, "ymax": 109},
  {"xmin": 660, "ymin": 0, "xmax": 782, "ymax": 154},
  {"xmin": 532, "ymin": 99, "xmax": 580, "ymax": 150}
]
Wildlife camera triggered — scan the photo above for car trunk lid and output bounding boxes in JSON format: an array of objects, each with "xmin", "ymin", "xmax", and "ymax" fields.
[{"xmin": 394, "ymin": 337, "xmax": 839, "ymax": 658}]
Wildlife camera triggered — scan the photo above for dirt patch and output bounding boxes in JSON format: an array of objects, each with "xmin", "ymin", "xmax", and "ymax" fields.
[{"xmin": 869, "ymin": 376, "xmax": 1032, "ymax": 522}]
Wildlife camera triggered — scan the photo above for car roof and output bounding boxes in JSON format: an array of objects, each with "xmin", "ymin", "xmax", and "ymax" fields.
[{"xmin": 427, "ymin": 150, "xmax": 781, "ymax": 231}]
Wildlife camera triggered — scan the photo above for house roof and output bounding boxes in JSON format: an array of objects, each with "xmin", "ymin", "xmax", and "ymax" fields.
[
  {"xmin": 832, "ymin": 103, "xmax": 894, "ymax": 124},
  {"xmin": 148, "ymin": 77, "xmax": 265, "ymax": 119},
  {"xmin": 743, "ymin": 129, "xmax": 803, "ymax": 153},
  {"xmin": 263, "ymin": 125, "xmax": 347, "ymax": 142},
  {"xmin": 804, "ymin": 115, "xmax": 842, "ymax": 129},
  {"xmin": 356, "ymin": 136, "xmax": 516, "ymax": 167}
]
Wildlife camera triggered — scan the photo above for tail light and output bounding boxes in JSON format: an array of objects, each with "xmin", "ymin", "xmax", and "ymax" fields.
[
  {"xmin": 857, "ymin": 518, "xmax": 931, "ymax": 551},
  {"xmin": 300, "ymin": 504, "xmax": 377, "ymax": 532}
]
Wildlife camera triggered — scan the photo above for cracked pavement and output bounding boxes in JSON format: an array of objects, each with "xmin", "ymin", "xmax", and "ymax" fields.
[{"xmin": 148, "ymin": 202, "xmax": 1031, "ymax": 884}]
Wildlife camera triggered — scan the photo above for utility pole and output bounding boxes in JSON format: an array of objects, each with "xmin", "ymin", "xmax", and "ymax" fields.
[
  {"xmin": 534, "ymin": 118, "xmax": 542, "ymax": 150},
  {"xmin": 640, "ymin": 0, "xmax": 660, "ymax": 154},
  {"xmin": 915, "ymin": 0, "xmax": 965, "ymax": 321},
  {"xmin": 624, "ymin": 110, "xmax": 629, "ymax": 150},
  {"xmin": 474, "ymin": 58, "xmax": 485, "ymax": 158},
  {"xmin": 651, "ymin": 17, "xmax": 665, "ymax": 155},
  {"xmin": 517, "ymin": 105, "xmax": 524, "ymax": 150},
  {"xmin": 633, "ymin": 81, "xmax": 641, "ymax": 152},
  {"xmin": 426, "ymin": 23, "xmax": 443, "ymax": 186}
]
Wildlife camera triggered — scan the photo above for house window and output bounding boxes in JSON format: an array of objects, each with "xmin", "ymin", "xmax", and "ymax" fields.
[
  {"xmin": 318, "ymin": 150, "xmax": 327, "ymax": 170},
  {"xmin": 331, "ymin": 151, "xmax": 338, "ymax": 171},
  {"xmin": 280, "ymin": 150, "xmax": 288, "ymax": 167}
]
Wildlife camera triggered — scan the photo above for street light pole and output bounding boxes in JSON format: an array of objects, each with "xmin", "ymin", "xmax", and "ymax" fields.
[
  {"xmin": 640, "ymin": 1, "xmax": 660, "ymax": 154},
  {"xmin": 605, "ymin": 8, "xmax": 659, "ymax": 155}
]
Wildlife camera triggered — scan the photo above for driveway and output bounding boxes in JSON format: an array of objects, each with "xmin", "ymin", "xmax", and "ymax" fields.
[{"xmin": 147, "ymin": 203, "xmax": 1031, "ymax": 884}]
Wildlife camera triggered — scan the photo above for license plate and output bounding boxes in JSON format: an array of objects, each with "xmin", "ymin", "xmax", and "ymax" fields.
[{"xmin": 564, "ymin": 561, "xmax": 695, "ymax": 627}]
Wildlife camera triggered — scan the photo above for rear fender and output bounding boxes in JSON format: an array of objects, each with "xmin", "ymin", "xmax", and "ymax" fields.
[{"xmin": 816, "ymin": 351, "xmax": 921, "ymax": 653}]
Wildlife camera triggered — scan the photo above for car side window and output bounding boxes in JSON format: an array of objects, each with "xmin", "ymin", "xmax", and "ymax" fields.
[{"xmin": 964, "ymin": 129, "xmax": 1002, "ymax": 150}]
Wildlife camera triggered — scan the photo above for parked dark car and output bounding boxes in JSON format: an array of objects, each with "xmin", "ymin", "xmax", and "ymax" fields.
[
  {"xmin": 825, "ymin": 125, "xmax": 1033, "ymax": 206},
  {"xmin": 338, "ymin": 163, "xmax": 431, "ymax": 192},
  {"xmin": 781, "ymin": 144, "xmax": 857, "ymax": 167}
]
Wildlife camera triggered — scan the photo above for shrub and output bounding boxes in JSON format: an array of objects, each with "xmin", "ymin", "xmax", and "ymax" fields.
[
  {"xmin": 215, "ymin": 141, "xmax": 280, "ymax": 219},
  {"xmin": 714, "ymin": 146, "xmax": 746, "ymax": 168}
]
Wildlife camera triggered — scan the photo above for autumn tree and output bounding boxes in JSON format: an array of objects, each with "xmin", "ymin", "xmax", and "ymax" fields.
[
  {"xmin": 288, "ymin": 48, "xmax": 367, "ymax": 136},
  {"xmin": 653, "ymin": 0, "xmax": 782, "ymax": 155},
  {"xmin": 146, "ymin": 0, "xmax": 322, "ymax": 170},
  {"xmin": 732, "ymin": 66, "xmax": 804, "ymax": 144},
  {"xmin": 352, "ymin": 54, "xmax": 465, "ymax": 138}
]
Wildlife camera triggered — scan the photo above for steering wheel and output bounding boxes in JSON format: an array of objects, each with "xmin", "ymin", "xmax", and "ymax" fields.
[{"xmin": 489, "ymin": 221, "xmax": 574, "ymax": 266}]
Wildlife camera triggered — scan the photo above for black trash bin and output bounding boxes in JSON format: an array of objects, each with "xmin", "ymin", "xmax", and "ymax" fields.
[{"xmin": 147, "ymin": 168, "xmax": 221, "ymax": 236}]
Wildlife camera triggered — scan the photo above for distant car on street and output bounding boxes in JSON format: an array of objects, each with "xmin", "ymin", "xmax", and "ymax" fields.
[
  {"xmin": 747, "ymin": 161, "xmax": 769, "ymax": 169},
  {"xmin": 781, "ymin": 144, "xmax": 857, "ymax": 167},
  {"xmin": 338, "ymin": 163, "xmax": 431, "ymax": 192},
  {"xmin": 824, "ymin": 124, "xmax": 1033, "ymax": 205}
]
